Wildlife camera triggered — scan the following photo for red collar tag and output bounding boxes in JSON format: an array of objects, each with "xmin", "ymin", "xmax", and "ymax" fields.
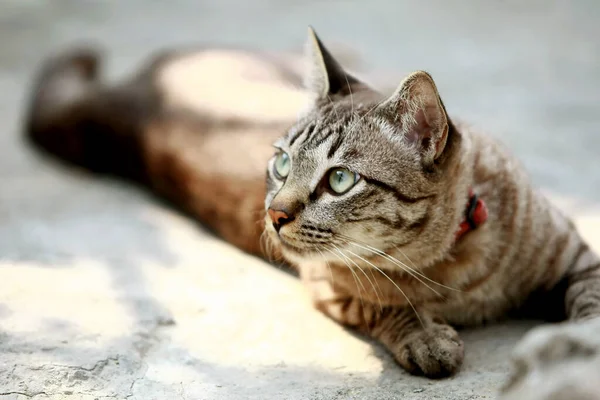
[{"xmin": 455, "ymin": 189, "xmax": 488, "ymax": 241}]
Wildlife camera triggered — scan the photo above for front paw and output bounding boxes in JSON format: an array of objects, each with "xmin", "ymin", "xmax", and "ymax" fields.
[{"xmin": 394, "ymin": 324, "xmax": 464, "ymax": 378}]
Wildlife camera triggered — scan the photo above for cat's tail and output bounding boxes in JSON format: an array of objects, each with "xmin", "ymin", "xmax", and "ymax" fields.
[{"xmin": 23, "ymin": 46, "xmax": 154, "ymax": 182}]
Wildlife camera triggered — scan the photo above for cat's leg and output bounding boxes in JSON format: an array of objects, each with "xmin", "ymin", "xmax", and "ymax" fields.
[
  {"xmin": 564, "ymin": 243, "xmax": 600, "ymax": 321},
  {"xmin": 370, "ymin": 306, "xmax": 464, "ymax": 378},
  {"xmin": 25, "ymin": 46, "xmax": 160, "ymax": 182},
  {"xmin": 306, "ymin": 275, "xmax": 464, "ymax": 378}
]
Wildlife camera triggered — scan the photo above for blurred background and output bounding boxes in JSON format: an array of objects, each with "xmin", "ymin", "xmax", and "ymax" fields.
[
  {"xmin": 0, "ymin": 1, "xmax": 599, "ymax": 399},
  {"xmin": 3, "ymin": 0, "xmax": 600, "ymax": 199}
]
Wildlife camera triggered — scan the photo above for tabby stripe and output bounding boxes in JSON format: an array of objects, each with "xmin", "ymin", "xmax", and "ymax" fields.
[
  {"xmin": 310, "ymin": 114, "xmax": 350, "ymax": 153},
  {"xmin": 287, "ymin": 129, "xmax": 303, "ymax": 147},
  {"xmin": 312, "ymin": 128, "xmax": 335, "ymax": 149},
  {"xmin": 345, "ymin": 214, "xmax": 400, "ymax": 228},
  {"xmin": 299, "ymin": 114, "xmax": 335, "ymax": 148},
  {"xmin": 359, "ymin": 302, "xmax": 376, "ymax": 330},
  {"xmin": 570, "ymin": 262, "xmax": 600, "ymax": 283},
  {"xmin": 531, "ymin": 215, "xmax": 561, "ymax": 289},
  {"xmin": 504, "ymin": 184, "xmax": 529, "ymax": 283},
  {"xmin": 367, "ymin": 309, "xmax": 380, "ymax": 332},
  {"xmin": 352, "ymin": 212, "xmax": 428, "ymax": 234},
  {"xmin": 571, "ymin": 292, "xmax": 600, "ymax": 318},
  {"xmin": 343, "ymin": 148, "xmax": 361, "ymax": 160},
  {"xmin": 326, "ymin": 130, "xmax": 344, "ymax": 159},
  {"xmin": 341, "ymin": 191, "xmax": 378, "ymax": 210},
  {"xmin": 289, "ymin": 123, "xmax": 315, "ymax": 147},
  {"xmin": 566, "ymin": 284, "xmax": 588, "ymax": 311},
  {"xmin": 378, "ymin": 216, "xmax": 404, "ymax": 229},
  {"xmin": 544, "ymin": 232, "xmax": 571, "ymax": 286},
  {"xmin": 515, "ymin": 187, "xmax": 534, "ymax": 259},
  {"xmin": 374, "ymin": 307, "xmax": 419, "ymax": 339},
  {"xmin": 490, "ymin": 172, "xmax": 515, "ymax": 269},
  {"xmin": 346, "ymin": 216, "xmax": 375, "ymax": 223},
  {"xmin": 298, "ymin": 128, "xmax": 322, "ymax": 150},
  {"xmin": 364, "ymin": 177, "xmax": 434, "ymax": 204},
  {"xmin": 571, "ymin": 242, "xmax": 590, "ymax": 269},
  {"xmin": 344, "ymin": 297, "xmax": 365, "ymax": 327},
  {"xmin": 579, "ymin": 292, "xmax": 600, "ymax": 305},
  {"xmin": 338, "ymin": 297, "xmax": 353, "ymax": 314},
  {"xmin": 406, "ymin": 213, "xmax": 429, "ymax": 234},
  {"xmin": 574, "ymin": 301, "xmax": 600, "ymax": 319}
]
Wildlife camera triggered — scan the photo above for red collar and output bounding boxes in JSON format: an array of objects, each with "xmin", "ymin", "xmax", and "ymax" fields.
[{"xmin": 455, "ymin": 188, "xmax": 488, "ymax": 241}]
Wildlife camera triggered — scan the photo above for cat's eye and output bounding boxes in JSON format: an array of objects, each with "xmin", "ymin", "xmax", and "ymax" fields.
[
  {"xmin": 328, "ymin": 168, "xmax": 358, "ymax": 194},
  {"xmin": 274, "ymin": 151, "xmax": 291, "ymax": 179}
]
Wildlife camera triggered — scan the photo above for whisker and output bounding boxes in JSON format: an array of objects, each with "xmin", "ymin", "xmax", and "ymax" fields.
[
  {"xmin": 259, "ymin": 230, "xmax": 268, "ymax": 260},
  {"xmin": 241, "ymin": 208, "xmax": 266, "ymax": 217},
  {"xmin": 332, "ymin": 245, "xmax": 383, "ymax": 312},
  {"xmin": 341, "ymin": 247, "xmax": 423, "ymax": 327},
  {"xmin": 344, "ymin": 238, "xmax": 444, "ymax": 298},
  {"xmin": 328, "ymin": 245, "xmax": 372, "ymax": 324},
  {"xmin": 338, "ymin": 236, "xmax": 441, "ymax": 295},
  {"xmin": 392, "ymin": 244, "xmax": 420, "ymax": 272},
  {"xmin": 344, "ymin": 98, "xmax": 387, "ymax": 137},
  {"xmin": 260, "ymin": 230, "xmax": 277, "ymax": 262},
  {"xmin": 366, "ymin": 266, "xmax": 385, "ymax": 309},
  {"xmin": 326, "ymin": 95, "xmax": 340, "ymax": 119},
  {"xmin": 325, "ymin": 247, "xmax": 367, "ymax": 315},
  {"xmin": 343, "ymin": 72, "xmax": 355, "ymax": 117},
  {"xmin": 338, "ymin": 234, "xmax": 461, "ymax": 294},
  {"xmin": 316, "ymin": 248, "xmax": 335, "ymax": 285},
  {"xmin": 328, "ymin": 246, "xmax": 367, "ymax": 296}
]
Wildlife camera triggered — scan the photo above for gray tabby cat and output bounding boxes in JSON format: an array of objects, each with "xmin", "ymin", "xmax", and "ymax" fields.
[
  {"xmin": 263, "ymin": 29, "xmax": 600, "ymax": 378},
  {"xmin": 25, "ymin": 28, "xmax": 600, "ymax": 379}
]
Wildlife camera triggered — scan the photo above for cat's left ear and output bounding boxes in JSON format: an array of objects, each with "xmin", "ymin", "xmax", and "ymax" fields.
[
  {"xmin": 304, "ymin": 26, "xmax": 363, "ymax": 101},
  {"xmin": 380, "ymin": 71, "xmax": 450, "ymax": 166}
]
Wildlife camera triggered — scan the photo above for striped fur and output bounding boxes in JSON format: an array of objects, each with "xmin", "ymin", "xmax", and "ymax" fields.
[
  {"xmin": 264, "ymin": 31, "xmax": 600, "ymax": 378},
  {"xmin": 24, "ymin": 32, "xmax": 600, "ymax": 379}
]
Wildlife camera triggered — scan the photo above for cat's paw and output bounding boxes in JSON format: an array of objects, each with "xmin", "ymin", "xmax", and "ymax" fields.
[
  {"xmin": 512, "ymin": 320, "xmax": 599, "ymax": 367},
  {"xmin": 394, "ymin": 324, "xmax": 464, "ymax": 378},
  {"xmin": 501, "ymin": 318, "xmax": 600, "ymax": 399}
]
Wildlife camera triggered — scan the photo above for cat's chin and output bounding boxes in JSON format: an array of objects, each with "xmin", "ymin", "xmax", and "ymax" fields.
[{"xmin": 269, "ymin": 236, "xmax": 326, "ymax": 264}]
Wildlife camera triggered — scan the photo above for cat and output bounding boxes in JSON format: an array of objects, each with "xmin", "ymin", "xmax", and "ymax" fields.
[{"xmin": 24, "ymin": 28, "xmax": 600, "ymax": 379}]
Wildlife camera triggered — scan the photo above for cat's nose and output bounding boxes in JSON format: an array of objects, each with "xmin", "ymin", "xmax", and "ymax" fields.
[{"xmin": 268, "ymin": 208, "xmax": 295, "ymax": 233}]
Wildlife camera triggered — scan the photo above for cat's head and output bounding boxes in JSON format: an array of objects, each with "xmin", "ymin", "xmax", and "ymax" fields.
[{"xmin": 264, "ymin": 28, "xmax": 467, "ymax": 266}]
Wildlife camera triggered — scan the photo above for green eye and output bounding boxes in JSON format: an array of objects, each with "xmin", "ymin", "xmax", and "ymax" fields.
[
  {"xmin": 328, "ymin": 168, "xmax": 358, "ymax": 194},
  {"xmin": 274, "ymin": 151, "xmax": 290, "ymax": 178}
]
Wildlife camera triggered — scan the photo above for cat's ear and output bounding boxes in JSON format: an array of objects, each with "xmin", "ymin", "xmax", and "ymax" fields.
[
  {"xmin": 304, "ymin": 26, "xmax": 362, "ymax": 101},
  {"xmin": 381, "ymin": 71, "xmax": 450, "ymax": 166}
]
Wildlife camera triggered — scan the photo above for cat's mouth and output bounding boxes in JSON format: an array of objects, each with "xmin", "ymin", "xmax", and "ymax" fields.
[
  {"xmin": 264, "ymin": 219, "xmax": 363, "ymax": 261},
  {"xmin": 273, "ymin": 231, "xmax": 314, "ymax": 253},
  {"xmin": 266, "ymin": 227, "xmax": 320, "ymax": 257}
]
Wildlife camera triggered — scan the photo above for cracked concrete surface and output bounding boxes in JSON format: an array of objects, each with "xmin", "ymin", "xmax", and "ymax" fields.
[{"xmin": 1, "ymin": 1, "xmax": 599, "ymax": 399}]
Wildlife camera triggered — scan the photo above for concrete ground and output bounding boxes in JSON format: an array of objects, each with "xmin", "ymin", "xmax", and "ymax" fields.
[{"xmin": 1, "ymin": 1, "xmax": 599, "ymax": 399}]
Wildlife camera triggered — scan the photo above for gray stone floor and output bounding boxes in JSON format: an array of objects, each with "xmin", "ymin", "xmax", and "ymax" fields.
[{"xmin": 0, "ymin": 1, "xmax": 599, "ymax": 399}]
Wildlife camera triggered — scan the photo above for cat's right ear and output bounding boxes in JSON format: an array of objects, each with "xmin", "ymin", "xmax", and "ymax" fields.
[
  {"xmin": 304, "ymin": 27, "xmax": 362, "ymax": 101},
  {"xmin": 379, "ymin": 71, "xmax": 451, "ymax": 167}
]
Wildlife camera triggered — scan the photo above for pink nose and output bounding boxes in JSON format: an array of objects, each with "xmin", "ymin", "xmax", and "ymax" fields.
[{"xmin": 268, "ymin": 208, "xmax": 293, "ymax": 232}]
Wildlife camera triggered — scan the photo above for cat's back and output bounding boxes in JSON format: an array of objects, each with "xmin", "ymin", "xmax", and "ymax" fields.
[{"xmin": 438, "ymin": 122, "xmax": 580, "ymax": 324}]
